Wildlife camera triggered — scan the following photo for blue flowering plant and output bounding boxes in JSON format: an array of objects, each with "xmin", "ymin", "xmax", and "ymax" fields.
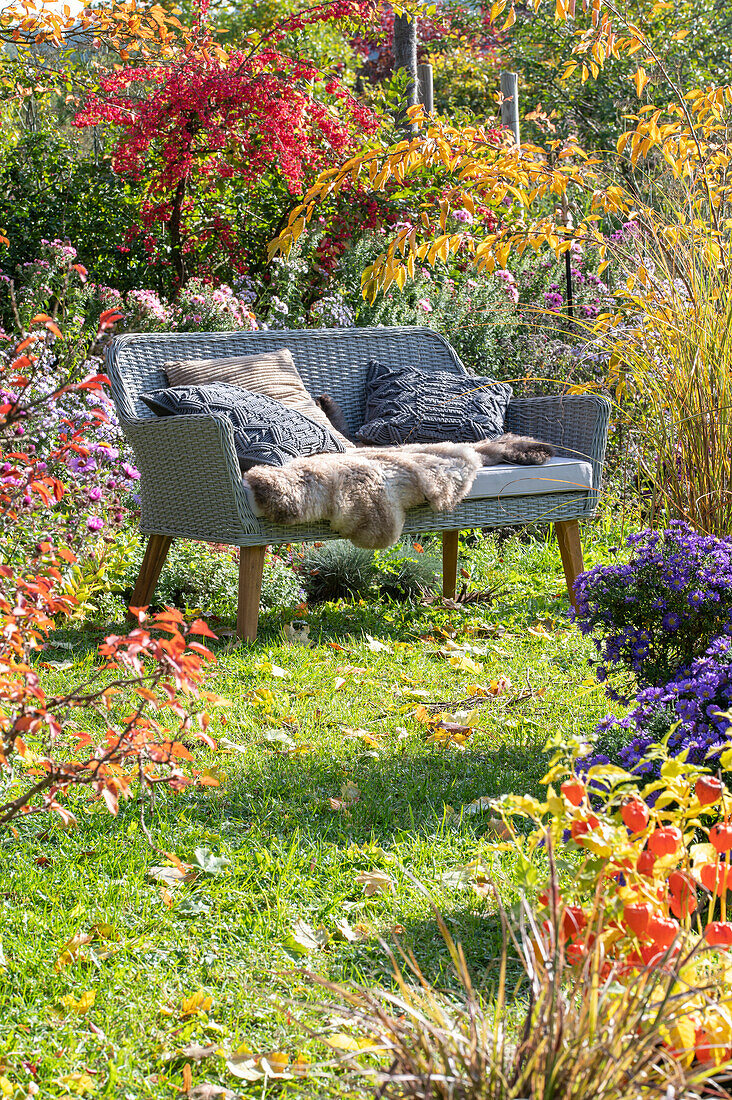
[
  {"xmin": 592, "ymin": 635, "xmax": 732, "ymax": 779},
  {"xmin": 573, "ymin": 523, "xmax": 732, "ymax": 702}
]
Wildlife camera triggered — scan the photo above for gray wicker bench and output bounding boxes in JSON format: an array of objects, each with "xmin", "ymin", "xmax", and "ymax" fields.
[{"xmin": 106, "ymin": 326, "xmax": 610, "ymax": 640}]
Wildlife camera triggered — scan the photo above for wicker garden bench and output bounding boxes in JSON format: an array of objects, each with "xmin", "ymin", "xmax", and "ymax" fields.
[{"xmin": 106, "ymin": 326, "xmax": 610, "ymax": 640}]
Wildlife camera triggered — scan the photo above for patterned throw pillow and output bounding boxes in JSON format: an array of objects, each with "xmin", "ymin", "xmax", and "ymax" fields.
[
  {"xmin": 164, "ymin": 348, "xmax": 354, "ymax": 449},
  {"xmin": 141, "ymin": 383, "xmax": 346, "ymax": 471},
  {"xmin": 356, "ymin": 360, "xmax": 513, "ymax": 446}
]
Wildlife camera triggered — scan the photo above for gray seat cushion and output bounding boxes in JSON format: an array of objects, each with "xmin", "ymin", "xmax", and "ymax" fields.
[
  {"xmin": 466, "ymin": 457, "xmax": 593, "ymax": 499},
  {"xmin": 141, "ymin": 383, "xmax": 346, "ymax": 471},
  {"xmin": 357, "ymin": 358, "xmax": 512, "ymax": 445}
]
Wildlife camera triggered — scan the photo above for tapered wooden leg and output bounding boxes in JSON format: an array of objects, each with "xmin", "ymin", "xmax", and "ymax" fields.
[
  {"xmin": 442, "ymin": 530, "xmax": 459, "ymax": 599},
  {"xmin": 555, "ymin": 519, "xmax": 585, "ymax": 611},
  {"xmin": 237, "ymin": 545, "xmax": 266, "ymax": 642},
  {"xmin": 128, "ymin": 534, "xmax": 173, "ymax": 622}
]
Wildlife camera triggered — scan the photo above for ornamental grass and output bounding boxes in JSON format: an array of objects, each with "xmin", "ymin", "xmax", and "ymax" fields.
[
  {"xmin": 304, "ymin": 880, "xmax": 718, "ymax": 1100},
  {"xmin": 601, "ymin": 205, "xmax": 732, "ymax": 538}
]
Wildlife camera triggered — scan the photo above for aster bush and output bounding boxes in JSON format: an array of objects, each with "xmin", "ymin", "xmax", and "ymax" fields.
[
  {"xmin": 594, "ymin": 636, "xmax": 732, "ymax": 780},
  {"xmin": 574, "ymin": 522, "xmax": 732, "ymax": 702}
]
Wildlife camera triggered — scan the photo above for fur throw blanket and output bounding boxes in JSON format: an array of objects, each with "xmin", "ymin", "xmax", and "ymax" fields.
[{"xmin": 244, "ymin": 434, "xmax": 554, "ymax": 549}]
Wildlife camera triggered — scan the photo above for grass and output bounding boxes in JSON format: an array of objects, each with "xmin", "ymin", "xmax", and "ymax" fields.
[{"xmin": 0, "ymin": 525, "xmax": 625, "ymax": 1099}]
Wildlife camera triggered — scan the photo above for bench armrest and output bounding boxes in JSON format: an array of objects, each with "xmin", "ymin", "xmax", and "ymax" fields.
[
  {"xmin": 504, "ymin": 394, "xmax": 610, "ymax": 492},
  {"xmin": 121, "ymin": 413, "xmax": 262, "ymax": 540}
]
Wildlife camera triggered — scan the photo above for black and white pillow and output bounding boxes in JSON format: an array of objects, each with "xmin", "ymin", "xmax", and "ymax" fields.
[
  {"xmin": 141, "ymin": 383, "xmax": 346, "ymax": 471},
  {"xmin": 356, "ymin": 359, "xmax": 513, "ymax": 446}
]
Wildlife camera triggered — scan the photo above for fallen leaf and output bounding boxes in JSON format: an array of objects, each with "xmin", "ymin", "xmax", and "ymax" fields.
[
  {"xmin": 180, "ymin": 990, "xmax": 213, "ymax": 1017},
  {"xmin": 488, "ymin": 676, "xmax": 511, "ymax": 696},
  {"xmin": 448, "ymin": 653, "xmax": 481, "ymax": 674},
  {"xmin": 57, "ymin": 1074, "xmax": 95, "ymax": 1096},
  {"xmin": 325, "ymin": 1033, "xmax": 361, "ymax": 1052},
  {"xmin": 176, "ymin": 1043, "xmax": 220, "ymax": 1062},
  {"xmin": 332, "ymin": 917, "xmax": 358, "ymax": 942},
  {"xmin": 60, "ymin": 990, "xmax": 96, "ymax": 1015},
  {"xmin": 189, "ymin": 1087, "xmax": 234, "ymax": 1100},
  {"xmin": 192, "ymin": 848, "xmax": 230, "ymax": 876},
  {"xmin": 55, "ymin": 932, "xmax": 93, "ymax": 970},
  {"xmin": 188, "ymin": 1087, "xmax": 234, "ymax": 1100},
  {"xmin": 283, "ymin": 919, "xmax": 330, "ymax": 957},
  {"xmin": 261, "ymin": 1051, "xmax": 290, "ymax": 1076},
  {"xmin": 219, "ymin": 736, "xmax": 248, "ymax": 754},
  {"xmin": 341, "ymin": 780, "xmax": 360, "ymax": 803},
  {"xmin": 355, "ymin": 870, "xmax": 394, "ymax": 896},
  {"xmin": 225, "ymin": 1055, "xmax": 263, "ymax": 1081},
  {"xmin": 182, "ymin": 1065, "xmax": 193, "ymax": 1093},
  {"xmin": 292, "ymin": 1053, "xmax": 310, "ymax": 1076},
  {"xmin": 342, "ymin": 727, "xmax": 382, "ymax": 748},
  {"xmin": 465, "ymin": 683, "xmax": 489, "ymax": 697},
  {"xmin": 147, "ymin": 864, "xmax": 197, "ymax": 888}
]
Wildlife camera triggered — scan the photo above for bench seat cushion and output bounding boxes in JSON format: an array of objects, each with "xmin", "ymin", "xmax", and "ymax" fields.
[{"xmin": 466, "ymin": 457, "xmax": 593, "ymax": 500}]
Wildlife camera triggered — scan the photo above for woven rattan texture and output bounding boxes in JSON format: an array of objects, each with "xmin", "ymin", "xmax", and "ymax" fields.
[
  {"xmin": 107, "ymin": 327, "xmax": 467, "ymax": 430},
  {"xmin": 106, "ymin": 327, "xmax": 610, "ymax": 546}
]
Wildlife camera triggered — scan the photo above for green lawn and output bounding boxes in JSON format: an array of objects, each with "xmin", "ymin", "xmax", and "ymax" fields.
[{"xmin": 0, "ymin": 526, "xmax": 623, "ymax": 1099}]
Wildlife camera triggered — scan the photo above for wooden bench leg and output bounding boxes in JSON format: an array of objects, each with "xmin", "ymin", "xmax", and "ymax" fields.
[
  {"xmin": 238, "ymin": 546, "xmax": 266, "ymax": 642},
  {"xmin": 442, "ymin": 530, "xmax": 459, "ymax": 599},
  {"xmin": 128, "ymin": 534, "xmax": 173, "ymax": 622},
  {"xmin": 555, "ymin": 519, "xmax": 584, "ymax": 611}
]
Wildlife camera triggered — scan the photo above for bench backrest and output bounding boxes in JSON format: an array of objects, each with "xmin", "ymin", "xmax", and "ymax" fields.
[{"xmin": 105, "ymin": 325, "xmax": 468, "ymax": 435}]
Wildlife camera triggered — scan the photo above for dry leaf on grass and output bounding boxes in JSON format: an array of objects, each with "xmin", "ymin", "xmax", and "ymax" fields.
[
  {"xmin": 355, "ymin": 870, "xmax": 394, "ymax": 896},
  {"xmin": 147, "ymin": 863, "xmax": 197, "ymax": 888}
]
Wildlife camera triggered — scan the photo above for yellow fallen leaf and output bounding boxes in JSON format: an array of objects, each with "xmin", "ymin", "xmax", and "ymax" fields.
[
  {"xmin": 261, "ymin": 1051, "xmax": 289, "ymax": 1075},
  {"xmin": 61, "ymin": 990, "xmax": 96, "ymax": 1015},
  {"xmin": 325, "ymin": 1033, "xmax": 361, "ymax": 1052},
  {"xmin": 292, "ymin": 1053, "xmax": 310, "ymax": 1076},
  {"xmin": 181, "ymin": 990, "xmax": 213, "ymax": 1017},
  {"xmin": 465, "ymin": 683, "xmax": 489, "ymax": 696},
  {"xmin": 449, "ymin": 653, "xmax": 481, "ymax": 674},
  {"xmin": 57, "ymin": 1074, "xmax": 95, "ymax": 1096}
]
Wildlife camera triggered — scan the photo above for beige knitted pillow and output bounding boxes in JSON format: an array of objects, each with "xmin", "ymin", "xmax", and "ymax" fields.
[{"xmin": 164, "ymin": 349, "xmax": 354, "ymax": 448}]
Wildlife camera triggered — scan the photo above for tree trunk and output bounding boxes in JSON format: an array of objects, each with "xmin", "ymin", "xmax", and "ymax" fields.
[
  {"xmin": 169, "ymin": 178, "xmax": 187, "ymax": 288},
  {"xmin": 392, "ymin": 13, "xmax": 418, "ymax": 137}
]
